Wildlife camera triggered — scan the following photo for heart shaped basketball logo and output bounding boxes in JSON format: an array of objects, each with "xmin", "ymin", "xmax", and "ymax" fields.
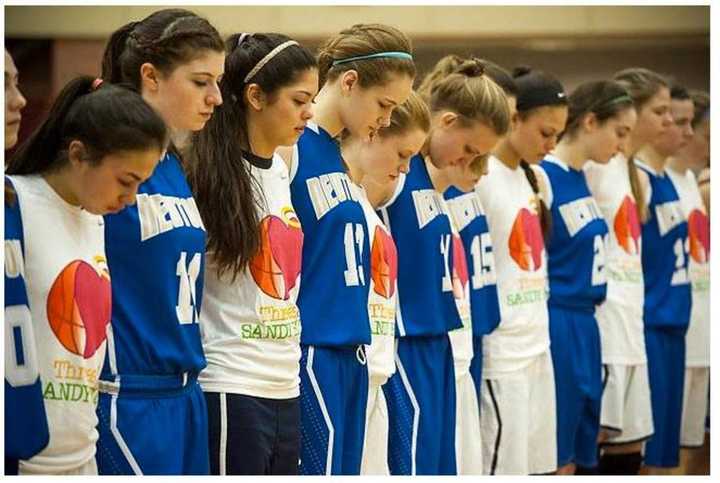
[
  {"xmin": 614, "ymin": 195, "xmax": 641, "ymax": 255},
  {"xmin": 451, "ymin": 235, "xmax": 469, "ymax": 300},
  {"xmin": 46, "ymin": 260, "xmax": 111, "ymax": 359},
  {"xmin": 371, "ymin": 226, "xmax": 398, "ymax": 299},
  {"xmin": 508, "ymin": 208, "xmax": 544, "ymax": 271},
  {"xmin": 688, "ymin": 209, "xmax": 710, "ymax": 264},
  {"xmin": 250, "ymin": 214, "xmax": 304, "ymax": 300}
]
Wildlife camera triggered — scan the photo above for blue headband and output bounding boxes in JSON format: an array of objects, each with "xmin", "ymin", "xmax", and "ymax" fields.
[{"xmin": 331, "ymin": 51, "xmax": 413, "ymax": 67}]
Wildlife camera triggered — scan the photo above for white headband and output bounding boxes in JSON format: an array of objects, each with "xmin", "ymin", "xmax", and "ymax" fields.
[{"xmin": 244, "ymin": 40, "xmax": 299, "ymax": 83}]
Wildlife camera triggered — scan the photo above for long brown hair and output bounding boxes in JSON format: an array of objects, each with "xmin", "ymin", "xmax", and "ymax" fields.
[{"xmin": 187, "ymin": 34, "xmax": 317, "ymax": 281}]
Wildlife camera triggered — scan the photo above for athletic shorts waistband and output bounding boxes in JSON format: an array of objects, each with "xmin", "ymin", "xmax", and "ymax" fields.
[{"xmin": 98, "ymin": 372, "xmax": 199, "ymax": 396}]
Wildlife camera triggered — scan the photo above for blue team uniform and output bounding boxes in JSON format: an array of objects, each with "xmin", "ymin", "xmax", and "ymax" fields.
[
  {"xmin": 541, "ymin": 157, "xmax": 608, "ymax": 468},
  {"xmin": 378, "ymin": 154, "xmax": 462, "ymax": 475},
  {"xmin": 637, "ymin": 161, "xmax": 691, "ymax": 468},
  {"xmin": 4, "ymin": 179, "xmax": 49, "ymax": 475},
  {"xmin": 444, "ymin": 186, "xmax": 501, "ymax": 408},
  {"xmin": 290, "ymin": 123, "xmax": 371, "ymax": 475},
  {"xmin": 95, "ymin": 153, "xmax": 209, "ymax": 475}
]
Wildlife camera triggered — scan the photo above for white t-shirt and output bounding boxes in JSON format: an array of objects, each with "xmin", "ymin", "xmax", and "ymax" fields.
[
  {"xmin": 358, "ymin": 188, "xmax": 397, "ymax": 387},
  {"xmin": 199, "ymin": 155, "xmax": 303, "ymax": 399},
  {"xmin": 475, "ymin": 156, "xmax": 550, "ymax": 377},
  {"xmin": 9, "ymin": 175, "xmax": 109, "ymax": 474},
  {"xmin": 584, "ymin": 155, "xmax": 646, "ymax": 364},
  {"xmin": 445, "ymin": 198, "xmax": 474, "ymax": 379},
  {"xmin": 667, "ymin": 167, "xmax": 710, "ymax": 367}
]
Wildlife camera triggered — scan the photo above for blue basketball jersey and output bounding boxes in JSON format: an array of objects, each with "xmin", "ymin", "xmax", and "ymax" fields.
[
  {"xmin": 636, "ymin": 161, "xmax": 691, "ymax": 330},
  {"xmin": 102, "ymin": 153, "xmax": 207, "ymax": 377},
  {"xmin": 541, "ymin": 157, "xmax": 609, "ymax": 310},
  {"xmin": 378, "ymin": 155, "xmax": 463, "ymax": 337},
  {"xmin": 444, "ymin": 186, "xmax": 501, "ymax": 337},
  {"xmin": 4, "ymin": 178, "xmax": 50, "ymax": 463},
  {"xmin": 289, "ymin": 123, "xmax": 371, "ymax": 346}
]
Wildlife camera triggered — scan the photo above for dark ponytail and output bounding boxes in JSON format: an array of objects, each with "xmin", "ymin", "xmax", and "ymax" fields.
[
  {"xmin": 7, "ymin": 76, "xmax": 168, "ymax": 176},
  {"xmin": 520, "ymin": 160, "xmax": 552, "ymax": 241},
  {"xmin": 187, "ymin": 33, "xmax": 316, "ymax": 281}
]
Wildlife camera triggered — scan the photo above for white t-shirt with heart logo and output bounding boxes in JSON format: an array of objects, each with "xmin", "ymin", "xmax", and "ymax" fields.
[
  {"xmin": 199, "ymin": 154, "xmax": 304, "ymax": 399},
  {"xmin": 8, "ymin": 174, "xmax": 109, "ymax": 474}
]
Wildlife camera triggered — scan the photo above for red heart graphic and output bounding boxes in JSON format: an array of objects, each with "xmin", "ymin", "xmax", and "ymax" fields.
[
  {"xmin": 509, "ymin": 208, "xmax": 544, "ymax": 271},
  {"xmin": 452, "ymin": 235, "xmax": 469, "ymax": 299},
  {"xmin": 47, "ymin": 260, "xmax": 111, "ymax": 359},
  {"xmin": 614, "ymin": 195, "xmax": 641, "ymax": 255},
  {"xmin": 371, "ymin": 226, "xmax": 398, "ymax": 299},
  {"xmin": 250, "ymin": 215, "xmax": 304, "ymax": 300},
  {"xmin": 688, "ymin": 209, "xmax": 710, "ymax": 264}
]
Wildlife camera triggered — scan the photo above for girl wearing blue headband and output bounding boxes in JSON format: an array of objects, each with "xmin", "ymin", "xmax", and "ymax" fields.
[{"xmin": 278, "ymin": 23, "xmax": 415, "ymax": 475}]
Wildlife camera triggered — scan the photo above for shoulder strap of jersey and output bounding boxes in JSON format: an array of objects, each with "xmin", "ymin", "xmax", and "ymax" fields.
[{"xmin": 4, "ymin": 176, "xmax": 26, "ymax": 257}]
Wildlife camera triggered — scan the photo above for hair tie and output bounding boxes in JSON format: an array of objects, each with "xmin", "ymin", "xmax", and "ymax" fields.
[
  {"xmin": 237, "ymin": 33, "xmax": 252, "ymax": 48},
  {"xmin": 91, "ymin": 78, "xmax": 104, "ymax": 91},
  {"xmin": 244, "ymin": 40, "xmax": 299, "ymax": 83}
]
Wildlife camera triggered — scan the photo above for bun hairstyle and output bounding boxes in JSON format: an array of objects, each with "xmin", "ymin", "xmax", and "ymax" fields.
[
  {"xmin": 478, "ymin": 58, "xmax": 518, "ymax": 97},
  {"xmin": 511, "ymin": 66, "xmax": 567, "ymax": 241},
  {"xmin": 418, "ymin": 55, "xmax": 510, "ymax": 136},
  {"xmin": 316, "ymin": 23, "xmax": 415, "ymax": 88},
  {"xmin": 188, "ymin": 33, "xmax": 316, "ymax": 281},
  {"xmin": 7, "ymin": 76, "xmax": 168, "ymax": 177},
  {"xmin": 561, "ymin": 80, "xmax": 634, "ymax": 140},
  {"xmin": 613, "ymin": 67, "xmax": 669, "ymax": 224}
]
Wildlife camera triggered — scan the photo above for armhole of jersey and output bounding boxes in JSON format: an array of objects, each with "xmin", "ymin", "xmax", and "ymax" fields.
[
  {"xmin": 377, "ymin": 173, "xmax": 406, "ymax": 210},
  {"xmin": 638, "ymin": 169, "xmax": 652, "ymax": 205},
  {"xmin": 288, "ymin": 144, "xmax": 300, "ymax": 183},
  {"xmin": 533, "ymin": 165, "xmax": 554, "ymax": 208},
  {"xmin": 4, "ymin": 176, "xmax": 26, "ymax": 258}
]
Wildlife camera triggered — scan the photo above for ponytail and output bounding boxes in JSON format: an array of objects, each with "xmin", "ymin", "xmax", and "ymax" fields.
[
  {"xmin": 520, "ymin": 160, "xmax": 552, "ymax": 240},
  {"xmin": 417, "ymin": 55, "xmax": 510, "ymax": 136},
  {"xmin": 8, "ymin": 76, "xmax": 168, "ymax": 176},
  {"xmin": 101, "ymin": 21, "xmax": 139, "ymax": 85},
  {"xmin": 627, "ymin": 156, "xmax": 650, "ymax": 223}
]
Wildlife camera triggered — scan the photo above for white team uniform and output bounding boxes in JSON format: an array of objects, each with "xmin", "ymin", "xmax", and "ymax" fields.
[
  {"xmin": 445, "ymin": 200, "xmax": 483, "ymax": 475},
  {"xmin": 475, "ymin": 156, "xmax": 556, "ymax": 475},
  {"xmin": 357, "ymin": 189, "xmax": 397, "ymax": 475},
  {"xmin": 584, "ymin": 155, "xmax": 653, "ymax": 444},
  {"xmin": 199, "ymin": 154, "xmax": 303, "ymax": 400},
  {"xmin": 9, "ymin": 175, "xmax": 109, "ymax": 475},
  {"xmin": 667, "ymin": 167, "xmax": 710, "ymax": 447}
]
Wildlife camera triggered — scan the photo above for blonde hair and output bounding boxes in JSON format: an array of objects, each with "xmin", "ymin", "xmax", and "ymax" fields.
[
  {"xmin": 418, "ymin": 55, "xmax": 510, "ymax": 136},
  {"xmin": 614, "ymin": 68, "xmax": 669, "ymax": 224},
  {"xmin": 317, "ymin": 23, "xmax": 415, "ymax": 88},
  {"xmin": 380, "ymin": 90, "xmax": 431, "ymax": 138}
]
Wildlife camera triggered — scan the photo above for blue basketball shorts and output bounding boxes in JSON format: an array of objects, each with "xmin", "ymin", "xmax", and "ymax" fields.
[
  {"xmin": 643, "ymin": 326, "xmax": 686, "ymax": 467},
  {"xmin": 96, "ymin": 373, "xmax": 209, "ymax": 475},
  {"xmin": 548, "ymin": 305, "xmax": 602, "ymax": 468},
  {"xmin": 383, "ymin": 334, "xmax": 457, "ymax": 475},
  {"xmin": 298, "ymin": 344, "xmax": 369, "ymax": 475}
]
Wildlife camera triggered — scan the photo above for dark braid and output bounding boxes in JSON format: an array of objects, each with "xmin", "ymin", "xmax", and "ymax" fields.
[{"xmin": 520, "ymin": 160, "xmax": 552, "ymax": 240}]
